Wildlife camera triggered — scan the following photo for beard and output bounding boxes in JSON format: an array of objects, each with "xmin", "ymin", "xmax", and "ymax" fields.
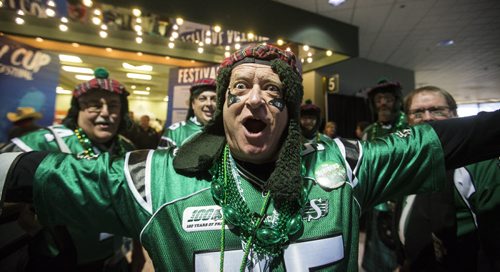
[{"xmin": 377, "ymin": 108, "xmax": 395, "ymax": 123}]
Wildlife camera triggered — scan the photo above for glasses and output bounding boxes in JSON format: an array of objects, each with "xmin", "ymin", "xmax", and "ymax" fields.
[
  {"xmin": 409, "ymin": 106, "xmax": 449, "ymax": 119},
  {"xmin": 79, "ymin": 101, "xmax": 121, "ymax": 114}
]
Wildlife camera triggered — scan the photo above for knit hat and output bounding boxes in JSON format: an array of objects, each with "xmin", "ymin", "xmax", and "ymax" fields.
[
  {"xmin": 73, "ymin": 67, "xmax": 128, "ymax": 97},
  {"xmin": 174, "ymin": 44, "xmax": 304, "ymax": 202},
  {"xmin": 367, "ymin": 78, "xmax": 403, "ymax": 113},
  {"xmin": 7, "ymin": 107, "xmax": 42, "ymax": 123},
  {"xmin": 186, "ymin": 78, "xmax": 217, "ymax": 121}
]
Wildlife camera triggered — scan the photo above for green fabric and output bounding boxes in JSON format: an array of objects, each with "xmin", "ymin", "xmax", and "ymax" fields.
[
  {"xmin": 454, "ymin": 158, "xmax": 500, "ymax": 237},
  {"xmin": 14, "ymin": 125, "xmax": 134, "ymax": 264},
  {"xmin": 159, "ymin": 117, "xmax": 203, "ymax": 148},
  {"xmin": 32, "ymin": 124, "xmax": 445, "ymax": 271}
]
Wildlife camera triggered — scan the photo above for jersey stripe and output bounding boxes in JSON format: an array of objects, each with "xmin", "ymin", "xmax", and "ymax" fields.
[
  {"xmin": 124, "ymin": 150, "xmax": 153, "ymax": 214},
  {"xmin": 453, "ymin": 167, "xmax": 478, "ymax": 228}
]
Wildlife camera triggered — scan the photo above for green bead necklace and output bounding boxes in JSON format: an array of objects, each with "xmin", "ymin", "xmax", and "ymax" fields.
[
  {"xmin": 74, "ymin": 127, "xmax": 98, "ymax": 159},
  {"xmin": 211, "ymin": 145, "xmax": 306, "ymax": 271}
]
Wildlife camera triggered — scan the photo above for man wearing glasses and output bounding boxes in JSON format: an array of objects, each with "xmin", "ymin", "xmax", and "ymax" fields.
[
  {"xmin": 0, "ymin": 68, "xmax": 144, "ymax": 271},
  {"xmin": 158, "ymin": 78, "xmax": 217, "ymax": 148},
  {"xmin": 396, "ymin": 86, "xmax": 500, "ymax": 271}
]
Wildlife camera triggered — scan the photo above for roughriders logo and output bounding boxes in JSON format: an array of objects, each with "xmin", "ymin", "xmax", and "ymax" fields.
[
  {"xmin": 303, "ymin": 198, "xmax": 329, "ymax": 222},
  {"xmin": 182, "ymin": 205, "xmax": 227, "ymax": 232}
]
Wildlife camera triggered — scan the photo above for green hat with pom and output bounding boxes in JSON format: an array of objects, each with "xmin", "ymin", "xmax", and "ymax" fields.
[{"xmin": 73, "ymin": 67, "xmax": 128, "ymax": 97}]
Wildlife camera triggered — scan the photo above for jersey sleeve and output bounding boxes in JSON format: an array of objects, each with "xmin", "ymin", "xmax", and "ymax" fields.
[
  {"xmin": 32, "ymin": 152, "xmax": 150, "ymax": 239},
  {"xmin": 353, "ymin": 124, "xmax": 446, "ymax": 210}
]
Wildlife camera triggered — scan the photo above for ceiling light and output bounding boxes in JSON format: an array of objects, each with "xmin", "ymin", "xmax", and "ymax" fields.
[
  {"xmin": 277, "ymin": 39, "xmax": 284, "ymax": 46},
  {"xmin": 286, "ymin": 47, "xmax": 291, "ymax": 52},
  {"xmin": 234, "ymin": 43, "xmax": 241, "ymax": 50},
  {"xmin": 197, "ymin": 47, "xmax": 204, "ymax": 54},
  {"xmin": 137, "ymin": 52, "xmax": 143, "ymax": 56},
  {"xmin": 122, "ymin": 63, "xmax": 153, "ymax": 72},
  {"xmin": 135, "ymin": 37, "xmax": 143, "ymax": 44},
  {"xmin": 198, "ymin": 42, "xmax": 204, "ymax": 47},
  {"xmin": 326, "ymin": 50, "xmax": 333, "ymax": 56},
  {"xmin": 0, "ymin": 1, "xmax": 3, "ymax": 8},
  {"xmin": 105, "ymin": 47, "xmax": 113, "ymax": 52},
  {"xmin": 93, "ymin": 9, "xmax": 101, "ymax": 16},
  {"xmin": 206, "ymin": 30, "xmax": 211, "ymax": 36},
  {"xmin": 45, "ymin": 8, "xmax": 56, "ymax": 17},
  {"xmin": 60, "ymin": 17, "xmax": 68, "ymax": 23},
  {"xmin": 165, "ymin": 56, "xmax": 170, "ymax": 60},
  {"xmin": 303, "ymin": 45, "xmax": 310, "ymax": 51},
  {"xmin": 15, "ymin": 17, "xmax": 25, "ymax": 25},
  {"xmin": 136, "ymin": 18, "xmax": 142, "ymax": 24},
  {"xmin": 328, "ymin": 0, "xmax": 346, "ymax": 7},
  {"xmin": 172, "ymin": 24, "xmax": 179, "ymax": 30},
  {"xmin": 307, "ymin": 57, "xmax": 313, "ymax": 63},
  {"xmin": 59, "ymin": 24, "xmax": 68, "ymax": 32},
  {"xmin": 214, "ymin": 25, "xmax": 221, "ymax": 33},
  {"xmin": 36, "ymin": 37, "xmax": 44, "ymax": 42},
  {"xmin": 131, "ymin": 85, "xmax": 136, "ymax": 89},
  {"xmin": 47, "ymin": 0, "xmax": 56, "ymax": 7},
  {"xmin": 17, "ymin": 10, "xmax": 25, "ymax": 16},
  {"xmin": 132, "ymin": 8, "xmax": 141, "ymax": 17},
  {"xmin": 176, "ymin": 17, "xmax": 184, "ymax": 25},
  {"xmin": 133, "ymin": 90, "xmax": 150, "ymax": 95},
  {"xmin": 72, "ymin": 42, "xmax": 79, "ymax": 47},
  {"xmin": 59, "ymin": 54, "xmax": 82, "ymax": 63},
  {"xmin": 62, "ymin": 66, "xmax": 94, "ymax": 74},
  {"xmin": 168, "ymin": 42, "xmax": 175, "ymax": 49},
  {"xmin": 82, "ymin": 0, "xmax": 93, "ymax": 8},
  {"xmin": 437, "ymin": 39, "xmax": 455, "ymax": 47},
  {"xmin": 225, "ymin": 46, "xmax": 231, "ymax": 51},
  {"xmin": 127, "ymin": 73, "xmax": 152, "ymax": 80},
  {"xmin": 205, "ymin": 37, "xmax": 212, "ymax": 44},
  {"xmin": 75, "ymin": 74, "xmax": 94, "ymax": 81},
  {"xmin": 56, "ymin": 87, "xmax": 72, "ymax": 94},
  {"xmin": 136, "ymin": 31, "xmax": 143, "ymax": 36},
  {"xmin": 100, "ymin": 24, "xmax": 108, "ymax": 30},
  {"xmin": 134, "ymin": 25, "xmax": 142, "ymax": 32},
  {"xmin": 92, "ymin": 17, "xmax": 101, "ymax": 25},
  {"xmin": 145, "ymin": 87, "xmax": 151, "ymax": 91},
  {"xmin": 247, "ymin": 32, "xmax": 255, "ymax": 40},
  {"xmin": 224, "ymin": 52, "xmax": 231, "ymax": 58},
  {"xmin": 163, "ymin": 96, "xmax": 169, "ymax": 102},
  {"xmin": 99, "ymin": 31, "xmax": 108, "ymax": 38},
  {"xmin": 171, "ymin": 31, "xmax": 179, "ymax": 39},
  {"xmin": 307, "ymin": 52, "xmax": 312, "ymax": 57}
]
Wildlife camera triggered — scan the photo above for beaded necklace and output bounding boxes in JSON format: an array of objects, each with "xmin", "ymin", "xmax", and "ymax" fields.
[
  {"xmin": 368, "ymin": 112, "xmax": 407, "ymax": 140},
  {"xmin": 211, "ymin": 145, "xmax": 306, "ymax": 271},
  {"xmin": 74, "ymin": 127, "xmax": 98, "ymax": 158}
]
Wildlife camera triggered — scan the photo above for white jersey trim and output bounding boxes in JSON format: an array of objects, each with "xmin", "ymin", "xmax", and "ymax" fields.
[
  {"xmin": 124, "ymin": 151, "xmax": 153, "ymax": 215},
  {"xmin": 11, "ymin": 138, "xmax": 33, "ymax": 152},
  {"xmin": 453, "ymin": 167, "xmax": 478, "ymax": 228}
]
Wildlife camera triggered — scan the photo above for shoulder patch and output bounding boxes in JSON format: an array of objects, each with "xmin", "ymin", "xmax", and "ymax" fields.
[{"xmin": 124, "ymin": 150, "xmax": 154, "ymax": 214}]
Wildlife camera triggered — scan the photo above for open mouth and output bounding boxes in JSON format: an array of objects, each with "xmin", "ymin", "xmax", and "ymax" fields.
[{"xmin": 244, "ymin": 118, "xmax": 267, "ymax": 134}]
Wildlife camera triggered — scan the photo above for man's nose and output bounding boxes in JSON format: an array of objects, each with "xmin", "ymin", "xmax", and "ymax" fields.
[
  {"xmin": 422, "ymin": 110, "xmax": 434, "ymax": 121},
  {"xmin": 246, "ymin": 85, "xmax": 264, "ymax": 109}
]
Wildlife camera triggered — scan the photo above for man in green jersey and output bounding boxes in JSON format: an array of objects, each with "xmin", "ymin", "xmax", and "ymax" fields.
[
  {"xmin": 0, "ymin": 68, "xmax": 144, "ymax": 271},
  {"xmin": 362, "ymin": 79, "xmax": 408, "ymax": 272},
  {"xmin": 396, "ymin": 86, "xmax": 500, "ymax": 271},
  {"xmin": 158, "ymin": 78, "xmax": 217, "ymax": 148},
  {"xmin": 1, "ymin": 45, "xmax": 499, "ymax": 271}
]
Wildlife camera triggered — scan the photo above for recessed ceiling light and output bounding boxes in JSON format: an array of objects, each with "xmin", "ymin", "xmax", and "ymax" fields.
[
  {"xmin": 75, "ymin": 74, "xmax": 94, "ymax": 81},
  {"xmin": 71, "ymin": 42, "xmax": 79, "ymax": 47},
  {"xmin": 133, "ymin": 90, "xmax": 150, "ymax": 95},
  {"xmin": 127, "ymin": 73, "xmax": 151, "ymax": 80},
  {"xmin": 122, "ymin": 63, "xmax": 153, "ymax": 72},
  {"xmin": 437, "ymin": 39, "xmax": 454, "ymax": 47},
  {"xmin": 35, "ymin": 37, "xmax": 44, "ymax": 42},
  {"xmin": 105, "ymin": 47, "xmax": 113, "ymax": 52},
  {"xmin": 328, "ymin": 0, "xmax": 346, "ymax": 7},
  {"xmin": 59, "ymin": 54, "xmax": 82, "ymax": 63},
  {"xmin": 62, "ymin": 66, "xmax": 94, "ymax": 74}
]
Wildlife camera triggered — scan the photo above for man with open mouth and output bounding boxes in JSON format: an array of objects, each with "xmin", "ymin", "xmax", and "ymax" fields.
[
  {"xmin": 158, "ymin": 78, "xmax": 217, "ymax": 148},
  {"xmin": 1, "ymin": 45, "xmax": 499, "ymax": 271}
]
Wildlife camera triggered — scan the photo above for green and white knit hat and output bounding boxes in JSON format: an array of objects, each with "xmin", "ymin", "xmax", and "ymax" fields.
[{"xmin": 174, "ymin": 44, "xmax": 304, "ymax": 202}]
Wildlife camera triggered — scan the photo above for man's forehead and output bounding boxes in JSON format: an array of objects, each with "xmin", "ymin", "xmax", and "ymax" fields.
[{"xmin": 410, "ymin": 91, "xmax": 448, "ymax": 108}]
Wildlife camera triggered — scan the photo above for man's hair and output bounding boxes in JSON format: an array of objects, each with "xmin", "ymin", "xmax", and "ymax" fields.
[{"xmin": 404, "ymin": 85, "xmax": 457, "ymax": 116}]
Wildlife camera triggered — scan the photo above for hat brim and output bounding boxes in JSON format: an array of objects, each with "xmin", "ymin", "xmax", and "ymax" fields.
[{"xmin": 7, "ymin": 112, "xmax": 42, "ymax": 122}]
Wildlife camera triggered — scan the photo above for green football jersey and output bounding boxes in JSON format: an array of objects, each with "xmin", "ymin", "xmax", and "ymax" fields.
[
  {"xmin": 158, "ymin": 117, "xmax": 203, "ymax": 148},
  {"xmin": 31, "ymin": 124, "xmax": 445, "ymax": 271},
  {"xmin": 8, "ymin": 125, "xmax": 134, "ymax": 264}
]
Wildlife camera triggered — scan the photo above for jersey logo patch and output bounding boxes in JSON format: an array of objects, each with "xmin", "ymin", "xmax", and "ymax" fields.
[
  {"xmin": 303, "ymin": 198, "xmax": 329, "ymax": 222},
  {"xmin": 394, "ymin": 128, "xmax": 411, "ymax": 138},
  {"xmin": 182, "ymin": 205, "xmax": 227, "ymax": 232}
]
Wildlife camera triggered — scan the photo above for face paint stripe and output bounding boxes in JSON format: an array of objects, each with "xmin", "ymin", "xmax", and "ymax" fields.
[
  {"xmin": 269, "ymin": 98, "xmax": 285, "ymax": 112},
  {"xmin": 227, "ymin": 92, "xmax": 240, "ymax": 107}
]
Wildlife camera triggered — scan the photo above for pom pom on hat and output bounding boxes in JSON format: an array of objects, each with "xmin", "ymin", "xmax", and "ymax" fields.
[{"xmin": 94, "ymin": 67, "xmax": 109, "ymax": 79}]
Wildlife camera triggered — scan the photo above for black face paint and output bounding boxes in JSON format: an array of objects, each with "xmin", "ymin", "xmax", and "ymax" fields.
[
  {"xmin": 269, "ymin": 98, "xmax": 285, "ymax": 112},
  {"xmin": 227, "ymin": 91, "xmax": 240, "ymax": 107}
]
